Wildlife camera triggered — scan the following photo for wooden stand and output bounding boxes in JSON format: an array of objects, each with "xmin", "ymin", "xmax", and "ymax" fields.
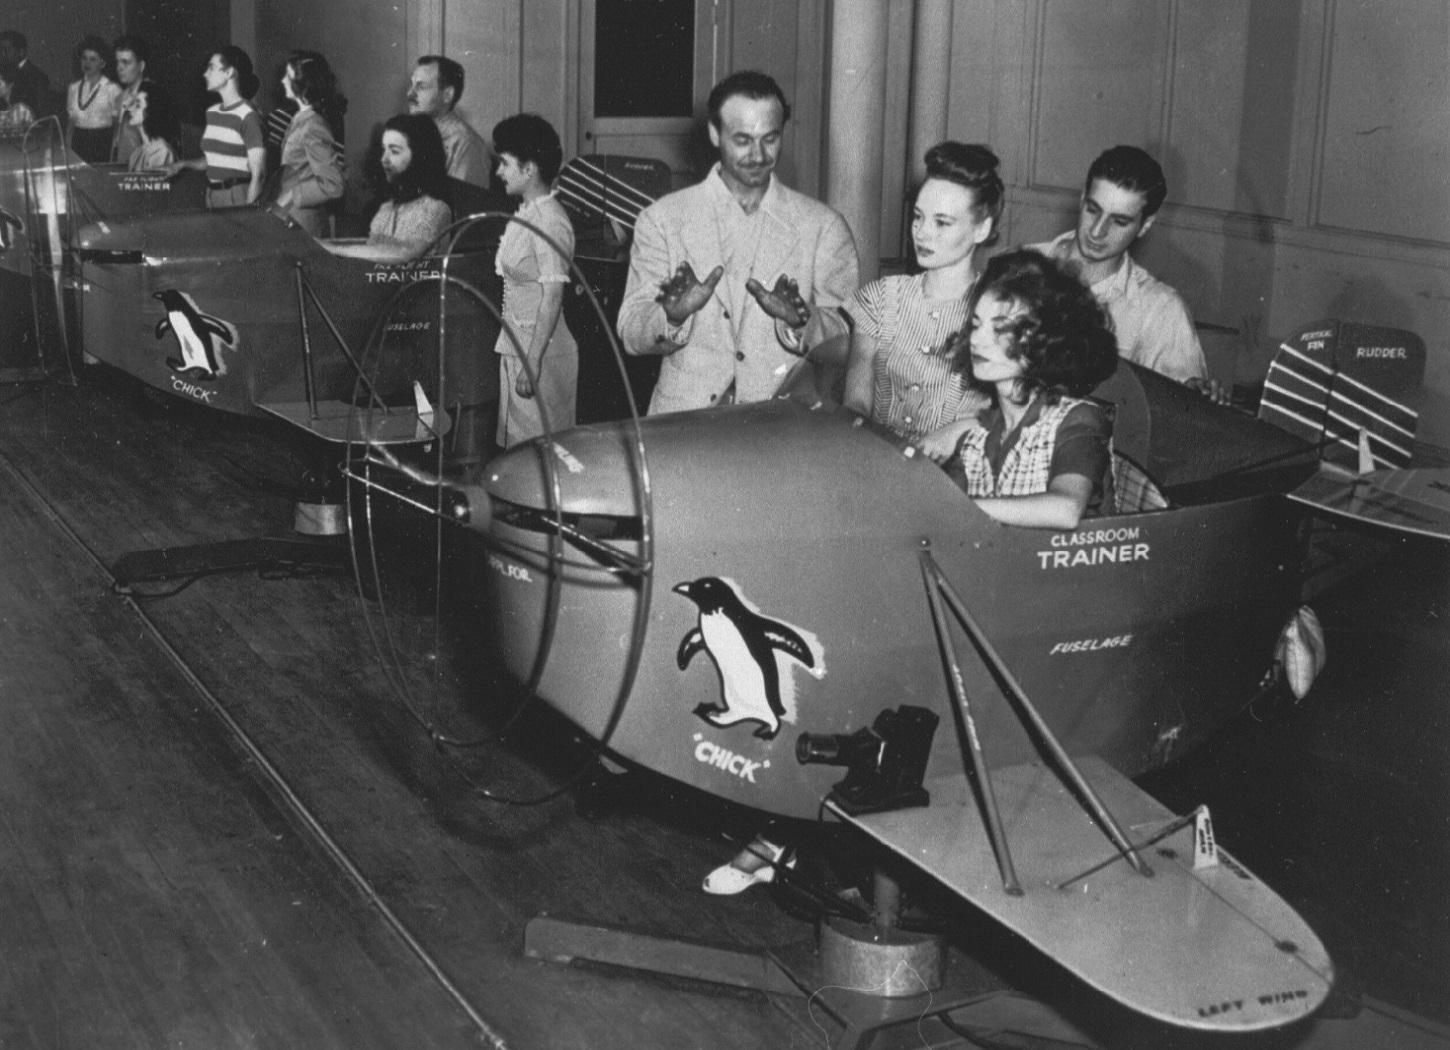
[
  {"xmin": 524, "ymin": 875, "xmax": 1095, "ymax": 1050},
  {"xmin": 523, "ymin": 912, "xmax": 1042, "ymax": 1050}
]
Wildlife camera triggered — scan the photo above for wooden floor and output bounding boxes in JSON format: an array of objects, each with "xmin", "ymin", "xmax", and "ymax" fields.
[
  {"xmin": 0, "ymin": 371, "xmax": 818, "ymax": 1049},
  {"xmin": 0, "ymin": 366, "xmax": 1446, "ymax": 1049}
]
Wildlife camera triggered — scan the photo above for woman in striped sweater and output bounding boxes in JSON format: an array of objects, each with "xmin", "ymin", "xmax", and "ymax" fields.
[{"xmin": 168, "ymin": 46, "xmax": 264, "ymax": 209}]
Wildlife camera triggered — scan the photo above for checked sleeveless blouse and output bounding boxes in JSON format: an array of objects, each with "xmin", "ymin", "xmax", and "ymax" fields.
[{"xmin": 956, "ymin": 396, "xmax": 1102, "ymax": 498}]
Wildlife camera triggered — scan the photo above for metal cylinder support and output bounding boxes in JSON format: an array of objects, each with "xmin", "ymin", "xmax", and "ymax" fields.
[{"xmin": 818, "ymin": 915, "xmax": 945, "ymax": 997}]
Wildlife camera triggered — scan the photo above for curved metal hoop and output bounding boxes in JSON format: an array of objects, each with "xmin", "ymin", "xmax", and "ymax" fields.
[{"xmin": 345, "ymin": 209, "xmax": 656, "ymax": 806}]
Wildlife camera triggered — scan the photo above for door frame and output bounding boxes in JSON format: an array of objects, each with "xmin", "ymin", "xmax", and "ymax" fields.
[{"xmin": 576, "ymin": 0, "xmax": 724, "ymax": 180}]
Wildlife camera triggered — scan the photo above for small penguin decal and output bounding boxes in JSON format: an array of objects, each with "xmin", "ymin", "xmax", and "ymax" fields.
[
  {"xmin": 153, "ymin": 290, "xmax": 238, "ymax": 380},
  {"xmin": 674, "ymin": 576, "xmax": 824, "ymax": 739}
]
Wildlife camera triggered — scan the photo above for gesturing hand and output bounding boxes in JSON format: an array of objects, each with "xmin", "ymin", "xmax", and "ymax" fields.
[
  {"xmin": 657, "ymin": 262, "xmax": 724, "ymax": 326},
  {"xmin": 1184, "ymin": 376, "xmax": 1231, "ymax": 405},
  {"xmin": 746, "ymin": 274, "xmax": 811, "ymax": 329}
]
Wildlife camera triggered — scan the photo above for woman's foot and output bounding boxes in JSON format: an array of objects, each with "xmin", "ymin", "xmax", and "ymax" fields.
[{"xmin": 702, "ymin": 837, "xmax": 794, "ymax": 895}]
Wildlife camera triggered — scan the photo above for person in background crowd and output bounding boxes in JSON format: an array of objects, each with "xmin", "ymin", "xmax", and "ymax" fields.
[
  {"xmin": 406, "ymin": 55, "xmax": 490, "ymax": 188},
  {"xmin": 616, "ymin": 69, "xmax": 858, "ymax": 416},
  {"xmin": 0, "ymin": 67, "xmax": 35, "ymax": 130},
  {"xmin": 168, "ymin": 46, "xmax": 265, "ymax": 208},
  {"xmin": 491, "ymin": 113, "xmax": 576, "ymax": 450},
  {"xmin": 328, "ymin": 112, "xmax": 450, "ymax": 262},
  {"xmin": 122, "ymin": 79, "xmax": 178, "ymax": 172},
  {"xmin": 0, "ymin": 30, "xmax": 52, "ymax": 119},
  {"xmin": 842, "ymin": 141, "xmax": 1003, "ymax": 460},
  {"xmin": 1028, "ymin": 145, "xmax": 1226, "ymax": 403},
  {"xmin": 948, "ymin": 248, "xmax": 1119, "ymax": 528},
  {"xmin": 66, "ymin": 35, "xmax": 121, "ymax": 163},
  {"xmin": 109, "ymin": 35, "xmax": 148, "ymax": 163},
  {"xmin": 274, "ymin": 50, "xmax": 345, "ymax": 237}
]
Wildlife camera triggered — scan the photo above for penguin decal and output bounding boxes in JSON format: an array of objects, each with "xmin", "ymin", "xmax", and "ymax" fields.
[
  {"xmin": 674, "ymin": 576, "xmax": 825, "ymax": 739},
  {"xmin": 152, "ymin": 290, "xmax": 238, "ymax": 380}
]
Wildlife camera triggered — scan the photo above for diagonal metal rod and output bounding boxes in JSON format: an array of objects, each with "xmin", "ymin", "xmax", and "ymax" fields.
[
  {"xmin": 294, "ymin": 262, "xmax": 383, "ymax": 415},
  {"xmin": 926, "ymin": 549, "xmax": 1153, "ymax": 879},
  {"xmin": 919, "ymin": 547, "xmax": 1022, "ymax": 896},
  {"xmin": 1057, "ymin": 808, "xmax": 1200, "ymax": 890},
  {"xmin": 293, "ymin": 263, "xmax": 319, "ymax": 419}
]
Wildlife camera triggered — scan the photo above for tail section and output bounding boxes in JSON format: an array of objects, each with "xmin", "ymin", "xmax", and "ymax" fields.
[
  {"xmin": 555, "ymin": 154, "xmax": 671, "ymax": 242},
  {"xmin": 1259, "ymin": 320, "xmax": 1425, "ymax": 468}
]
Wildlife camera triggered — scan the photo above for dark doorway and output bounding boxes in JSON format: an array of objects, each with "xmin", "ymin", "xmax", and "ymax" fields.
[{"xmin": 124, "ymin": 0, "xmax": 229, "ymax": 138}]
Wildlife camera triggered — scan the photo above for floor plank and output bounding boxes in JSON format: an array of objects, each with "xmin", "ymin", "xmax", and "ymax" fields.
[{"xmin": 0, "ymin": 448, "xmax": 494, "ymax": 1049}]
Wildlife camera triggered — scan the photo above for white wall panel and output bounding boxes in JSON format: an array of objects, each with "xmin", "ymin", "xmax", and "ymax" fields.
[
  {"xmin": 441, "ymin": 0, "xmax": 513, "ymax": 156},
  {"xmin": 1031, "ymin": 0, "xmax": 1168, "ymax": 192},
  {"xmin": 1317, "ymin": 0, "xmax": 1450, "ymax": 243},
  {"xmin": 1167, "ymin": 1, "xmax": 1299, "ymax": 218}
]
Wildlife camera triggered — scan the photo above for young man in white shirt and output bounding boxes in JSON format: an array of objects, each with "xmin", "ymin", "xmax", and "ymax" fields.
[{"xmin": 1031, "ymin": 145, "xmax": 1225, "ymax": 401}]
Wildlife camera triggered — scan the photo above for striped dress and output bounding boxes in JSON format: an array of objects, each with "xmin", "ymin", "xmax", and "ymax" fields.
[{"xmin": 847, "ymin": 273, "xmax": 987, "ymax": 444}]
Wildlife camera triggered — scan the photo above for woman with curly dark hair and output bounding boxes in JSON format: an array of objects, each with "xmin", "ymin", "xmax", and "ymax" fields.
[
  {"xmin": 328, "ymin": 113, "xmax": 450, "ymax": 262},
  {"xmin": 274, "ymin": 50, "xmax": 346, "ymax": 236},
  {"xmin": 949, "ymin": 247, "xmax": 1118, "ymax": 528}
]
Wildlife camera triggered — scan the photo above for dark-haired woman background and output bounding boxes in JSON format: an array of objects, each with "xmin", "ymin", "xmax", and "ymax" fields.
[
  {"xmin": 121, "ymin": 80, "xmax": 179, "ymax": 171},
  {"xmin": 327, "ymin": 113, "xmax": 450, "ymax": 263},
  {"xmin": 491, "ymin": 112, "xmax": 576, "ymax": 449},
  {"xmin": 274, "ymin": 50, "xmax": 346, "ymax": 237}
]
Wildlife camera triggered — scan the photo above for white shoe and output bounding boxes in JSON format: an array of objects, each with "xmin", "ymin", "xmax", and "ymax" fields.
[{"xmin": 702, "ymin": 839, "xmax": 794, "ymax": 895}]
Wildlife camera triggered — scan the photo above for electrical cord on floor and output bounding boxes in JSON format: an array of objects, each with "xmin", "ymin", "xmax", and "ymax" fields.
[{"xmin": 115, "ymin": 562, "xmax": 344, "ymax": 600}]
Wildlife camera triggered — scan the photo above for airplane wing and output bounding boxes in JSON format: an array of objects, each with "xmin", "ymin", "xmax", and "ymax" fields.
[
  {"xmin": 834, "ymin": 757, "xmax": 1334, "ymax": 1032},
  {"xmin": 1288, "ymin": 464, "xmax": 1450, "ymax": 541}
]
